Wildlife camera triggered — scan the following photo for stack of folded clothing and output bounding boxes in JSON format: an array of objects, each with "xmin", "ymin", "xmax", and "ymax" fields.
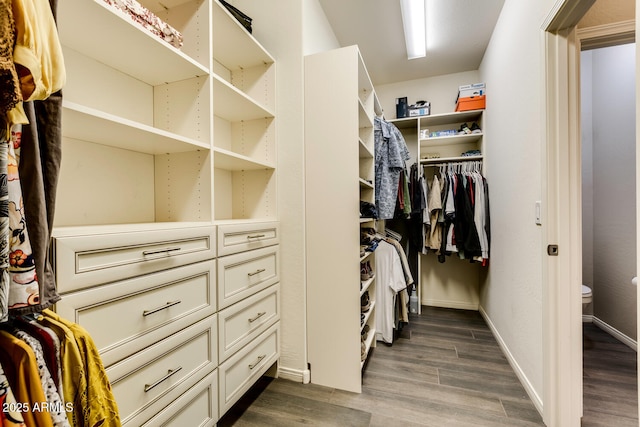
[{"xmin": 104, "ymin": 0, "xmax": 184, "ymax": 48}]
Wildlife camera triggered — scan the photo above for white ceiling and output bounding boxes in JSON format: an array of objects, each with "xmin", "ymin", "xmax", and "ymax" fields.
[{"xmin": 317, "ymin": 0, "xmax": 506, "ymax": 86}]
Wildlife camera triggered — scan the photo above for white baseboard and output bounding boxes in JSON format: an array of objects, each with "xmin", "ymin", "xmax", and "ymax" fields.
[
  {"xmin": 278, "ymin": 366, "xmax": 311, "ymax": 384},
  {"xmin": 423, "ymin": 299, "xmax": 479, "ymax": 311},
  {"xmin": 582, "ymin": 314, "xmax": 593, "ymax": 323},
  {"xmin": 478, "ymin": 306, "xmax": 544, "ymax": 417},
  {"xmin": 591, "ymin": 316, "xmax": 638, "ymax": 352}
]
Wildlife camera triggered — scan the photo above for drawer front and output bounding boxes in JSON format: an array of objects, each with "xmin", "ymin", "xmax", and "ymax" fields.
[
  {"xmin": 53, "ymin": 225, "xmax": 216, "ymax": 292},
  {"xmin": 217, "ymin": 222, "xmax": 279, "ymax": 256},
  {"xmin": 140, "ymin": 370, "xmax": 218, "ymax": 427},
  {"xmin": 108, "ymin": 315, "xmax": 218, "ymax": 425},
  {"xmin": 218, "ymin": 246, "xmax": 279, "ymax": 309},
  {"xmin": 219, "ymin": 284, "xmax": 280, "ymax": 362},
  {"xmin": 55, "ymin": 260, "xmax": 216, "ymax": 367},
  {"xmin": 218, "ymin": 322, "xmax": 279, "ymax": 415}
]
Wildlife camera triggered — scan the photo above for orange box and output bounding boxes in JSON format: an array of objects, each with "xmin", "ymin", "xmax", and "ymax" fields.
[{"xmin": 455, "ymin": 95, "xmax": 486, "ymax": 112}]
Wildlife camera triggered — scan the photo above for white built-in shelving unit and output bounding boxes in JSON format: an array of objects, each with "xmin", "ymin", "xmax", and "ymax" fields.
[
  {"xmin": 390, "ymin": 108, "xmax": 485, "ymax": 313},
  {"xmin": 52, "ymin": 0, "xmax": 280, "ymax": 424},
  {"xmin": 305, "ymin": 45, "xmax": 380, "ymax": 393}
]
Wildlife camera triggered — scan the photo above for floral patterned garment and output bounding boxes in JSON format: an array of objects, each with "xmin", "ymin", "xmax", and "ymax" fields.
[
  {"xmin": 7, "ymin": 125, "xmax": 39, "ymax": 310},
  {"xmin": 0, "ymin": 365, "xmax": 26, "ymax": 427},
  {"xmin": 0, "ymin": 134, "xmax": 8, "ymax": 322}
]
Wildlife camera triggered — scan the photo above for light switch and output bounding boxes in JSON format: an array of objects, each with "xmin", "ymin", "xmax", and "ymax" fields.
[{"xmin": 535, "ymin": 201, "xmax": 542, "ymax": 225}]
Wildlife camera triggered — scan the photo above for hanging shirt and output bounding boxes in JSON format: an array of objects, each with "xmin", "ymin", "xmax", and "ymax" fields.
[
  {"xmin": 375, "ymin": 240, "xmax": 408, "ymax": 344},
  {"xmin": 425, "ymin": 175, "xmax": 442, "ymax": 251},
  {"xmin": 9, "ymin": 0, "xmax": 66, "ymax": 127},
  {"xmin": 374, "ymin": 117, "xmax": 410, "ymax": 220}
]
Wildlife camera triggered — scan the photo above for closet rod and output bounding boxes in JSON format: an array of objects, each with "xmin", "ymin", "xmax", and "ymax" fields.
[{"xmin": 422, "ymin": 159, "xmax": 483, "ymax": 168}]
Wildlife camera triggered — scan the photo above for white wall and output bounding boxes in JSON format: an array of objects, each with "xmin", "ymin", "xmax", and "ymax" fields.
[
  {"xmin": 376, "ymin": 70, "xmax": 481, "ymax": 118},
  {"xmin": 581, "ymin": 51, "xmax": 594, "ymax": 314},
  {"xmin": 303, "ymin": 0, "xmax": 340, "ymax": 55},
  {"xmin": 476, "ymin": 0, "xmax": 558, "ymax": 407},
  {"xmin": 582, "ymin": 44, "xmax": 637, "ymax": 339}
]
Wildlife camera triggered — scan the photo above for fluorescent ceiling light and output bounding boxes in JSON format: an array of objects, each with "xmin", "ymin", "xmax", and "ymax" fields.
[{"xmin": 400, "ymin": 0, "xmax": 427, "ymax": 60}]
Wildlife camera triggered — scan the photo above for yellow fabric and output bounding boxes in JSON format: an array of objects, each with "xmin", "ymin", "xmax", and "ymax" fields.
[
  {"xmin": 0, "ymin": 330, "xmax": 54, "ymax": 427},
  {"xmin": 8, "ymin": 0, "xmax": 66, "ymax": 128},
  {"xmin": 39, "ymin": 315, "xmax": 85, "ymax": 427},
  {"xmin": 42, "ymin": 310, "xmax": 121, "ymax": 427}
]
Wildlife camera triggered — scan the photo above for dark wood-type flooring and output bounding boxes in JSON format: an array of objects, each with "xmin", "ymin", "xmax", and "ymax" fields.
[
  {"xmin": 582, "ymin": 322, "xmax": 638, "ymax": 426},
  {"xmin": 218, "ymin": 308, "xmax": 639, "ymax": 426},
  {"xmin": 219, "ymin": 306, "xmax": 545, "ymax": 426}
]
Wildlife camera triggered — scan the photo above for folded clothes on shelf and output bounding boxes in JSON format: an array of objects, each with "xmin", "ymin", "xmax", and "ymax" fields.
[{"xmin": 104, "ymin": 0, "xmax": 184, "ymax": 48}]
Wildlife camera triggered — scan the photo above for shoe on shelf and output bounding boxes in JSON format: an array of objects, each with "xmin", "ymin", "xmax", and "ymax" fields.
[
  {"xmin": 470, "ymin": 122, "xmax": 482, "ymax": 134},
  {"xmin": 361, "ymin": 263, "xmax": 369, "ymax": 281},
  {"xmin": 361, "ymin": 340, "xmax": 366, "ymax": 361},
  {"xmin": 361, "ymin": 291, "xmax": 371, "ymax": 312},
  {"xmin": 366, "ymin": 261, "xmax": 374, "ymax": 278},
  {"xmin": 361, "ymin": 324, "xmax": 370, "ymax": 341},
  {"xmin": 458, "ymin": 123, "xmax": 471, "ymax": 135}
]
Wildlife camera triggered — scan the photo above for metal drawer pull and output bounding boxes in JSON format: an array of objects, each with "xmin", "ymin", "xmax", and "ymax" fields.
[
  {"xmin": 248, "ymin": 354, "xmax": 266, "ymax": 370},
  {"xmin": 142, "ymin": 247, "xmax": 181, "ymax": 256},
  {"xmin": 144, "ymin": 367, "xmax": 182, "ymax": 393},
  {"xmin": 247, "ymin": 234, "xmax": 266, "ymax": 239},
  {"xmin": 142, "ymin": 300, "xmax": 182, "ymax": 317},
  {"xmin": 247, "ymin": 268, "xmax": 266, "ymax": 277},
  {"xmin": 248, "ymin": 311, "xmax": 266, "ymax": 323}
]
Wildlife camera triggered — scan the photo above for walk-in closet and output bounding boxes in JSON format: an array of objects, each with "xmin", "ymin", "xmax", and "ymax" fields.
[{"xmin": 2, "ymin": 0, "xmax": 637, "ymax": 426}]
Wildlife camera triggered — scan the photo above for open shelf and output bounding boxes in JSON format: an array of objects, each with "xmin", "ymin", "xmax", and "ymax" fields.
[
  {"xmin": 62, "ymin": 101, "xmax": 209, "ymax": 154},
  {"xmin": 213, "ymin": 74, "xmax": 275, "ymax": 122},
  {"xmin": 212, "ymin": 0, "xmax": 275, "ymax": 70},
  {"xmin": 420, "ymin": 133, "xmax": 483, "ymax": 146},
  {"xmin": 58, "ymin": 0, "xmax": 209, "ymax": 86},
  {"xmin": 214, "ymin": 147, "xmax": 276, "ymax": 171}
]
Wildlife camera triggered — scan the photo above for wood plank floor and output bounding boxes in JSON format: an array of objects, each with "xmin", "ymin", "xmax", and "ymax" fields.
[
  {"xmin": 582, "ymin": 322, "xmax": 638, "ymax": 426},
  {"xmin": 219, "ymin": 306, "xmax": 545, "ymax": 426}
]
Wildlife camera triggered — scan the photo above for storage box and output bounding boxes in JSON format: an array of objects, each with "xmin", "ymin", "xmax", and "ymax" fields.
[
  {"xmin": 396, "ymin": 97, "xmax": 408, "ymax": 118},
  {"xmin": 457, "ymin": 82, "xmax": 485, "ymax": 100},
  {"xmin": 408, "ymin": 101, "xmax": 430, "ymax": 117},
  {"xmin": 455, "ymin": 95, "xmax": 485, "ymax": 112}
]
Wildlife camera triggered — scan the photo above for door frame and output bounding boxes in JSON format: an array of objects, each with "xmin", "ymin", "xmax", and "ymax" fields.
[{"xmin": 542, "ymin": 1, "xmax": 638, "ymax": 426}]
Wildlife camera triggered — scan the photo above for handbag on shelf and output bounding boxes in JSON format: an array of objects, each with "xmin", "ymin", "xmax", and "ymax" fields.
[{"xmin": 219, "ymin": 0, "xmax": 252, "ymax": 33}]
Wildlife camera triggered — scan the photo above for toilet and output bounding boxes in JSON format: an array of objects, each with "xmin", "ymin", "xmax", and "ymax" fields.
[{"xmin": 582, "ymin": 284, "xmax": 592, "ymax": 306}]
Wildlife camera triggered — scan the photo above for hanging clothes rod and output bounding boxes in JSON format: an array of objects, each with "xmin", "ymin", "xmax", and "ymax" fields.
[{"xmin": 422, "ymin": 159, "xmax": 483, "ymax": 168}]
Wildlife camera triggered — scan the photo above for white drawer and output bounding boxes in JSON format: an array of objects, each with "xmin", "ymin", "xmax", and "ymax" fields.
[
  {"xmin": 55, "ymin": 260, "xmax": 216, "ymax": 367},
  {"xmin": 218, "ymin": 322, "xmax": 279, "ymax": 415},
  {"xmin": 140, "ymin": 370, "xmax": 218, "ymax": 427},
  {"xmin": 216, "ymin": 222, "xmax": 279, "ymax": 256},
  {"xmin": 108, "ymin": 315, "xmax": 218, "ymax": 426},
  {"xmin": 219, "ymin": 284, "xmax": 280, "ymax": 362},
  {"xmin": 218, "ymin": 246, "xmax": 279, "ymax": 309},
  {"xmin": 52, "ymin": 224, "xmax": 216, "ymax": 292}
]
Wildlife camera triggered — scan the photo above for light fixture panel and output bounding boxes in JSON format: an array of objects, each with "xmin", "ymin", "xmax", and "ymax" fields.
[{"xmin": 400, "ymin": 0, "xmax": 427, "ymax": 60}]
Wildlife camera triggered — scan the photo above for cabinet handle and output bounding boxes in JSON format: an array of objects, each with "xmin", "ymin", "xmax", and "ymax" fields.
[
  {"xmin": 247, "ymin": 268, "xmax": 266, "ymax": 277},
  {"xmin": 142, "ymin": 247, "xmax": 181, "ymax": 256},
  {"xmin": 144, "ymin": 367, "xmax": 182, "ymax": 393},
  {"xmin": 248, "ymin": 354, "xmax": 266, "ymax": 370},
  {"xmin": 247, "ymin": 234, "xmax": 266, "ymax": 239},
  {"xmin": 248, "ymin": 311, "xmax": 266, "ymax": 323},
  {"xmin": 142, "ymin": 300, "xmax": 182, "ymax": 317}
]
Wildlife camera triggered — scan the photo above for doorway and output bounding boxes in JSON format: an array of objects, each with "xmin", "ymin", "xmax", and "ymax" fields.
[
  {"xmin": 579, "ymin": 39, "xmax": 638, "ymax": 424},
  {"xmin": 542, "ymin": 1, "xmax": 638, "ymax": 426}
]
